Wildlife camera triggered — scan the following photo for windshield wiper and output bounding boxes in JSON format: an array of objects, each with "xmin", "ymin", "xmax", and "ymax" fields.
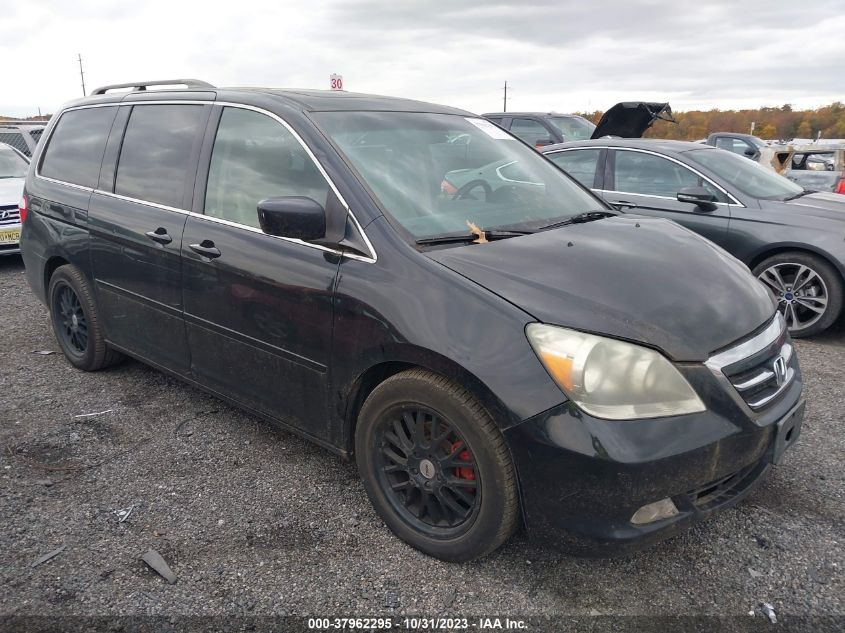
[
  {"xmin": 534, "ymin": 210, "xmax": 618, "ymax": 231},
  {"xmin": 416, "ymin": 229, "xmax": 532, "ymax": 246},
  {"xmin": 782, "ymin": 189, "xmax": 816, "ymax": 201}
]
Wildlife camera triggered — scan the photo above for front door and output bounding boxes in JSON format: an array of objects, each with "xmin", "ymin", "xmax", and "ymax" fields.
[
  {"xmin": 181, "ymin": 105, "xmax": 342, "ymax": 439},
  {"xmin": 602, "ymin": 148, "xmax": 731, "ymax": 248}
]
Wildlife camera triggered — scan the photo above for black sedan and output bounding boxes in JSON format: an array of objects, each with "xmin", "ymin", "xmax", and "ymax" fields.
[{"xmin": 544, "ymin": 139, "xmax": 845, "ymax": 337}]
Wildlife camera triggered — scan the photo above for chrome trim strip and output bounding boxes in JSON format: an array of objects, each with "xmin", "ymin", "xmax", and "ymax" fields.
[
  {"xmin": 733, "ymin": 370, "xmax": 775, "ymax": 391},
  {"xmin": 705, "ymin": 313, "xmax": 785, "ymax": 371},
  {"xmin": 34, "ymin": 100, "xmax": 378, "ymax": 264},
  {"xmin": 545, "ymin": 145, "xmax": 744, "ymax": 207},
  {"xmin": 747, "ymin": 368, "xmax": 795, "ymax": 409}
]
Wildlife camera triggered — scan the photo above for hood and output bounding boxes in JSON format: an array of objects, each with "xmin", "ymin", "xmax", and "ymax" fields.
[
  {"xmin": 427, "ymin": 217, "xmax": 774, "ymax": 361},
  {"xmin": 591, "ymin": 102, "xmax": 675, "ymax": 139},
  {"xmin": 0, "ymin": 177, "xmax": 25, "ymax": 206}
]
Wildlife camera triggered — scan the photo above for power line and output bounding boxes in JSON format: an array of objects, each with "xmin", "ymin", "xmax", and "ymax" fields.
[{"xmin": 78, "ymin": 54, "xmax": 86, "ymax": 96}]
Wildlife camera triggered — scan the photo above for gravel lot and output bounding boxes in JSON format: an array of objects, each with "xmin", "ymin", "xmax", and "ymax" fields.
[{"xmin": 1, "ymin": 254, "xmax": 842, "ymax": 626}]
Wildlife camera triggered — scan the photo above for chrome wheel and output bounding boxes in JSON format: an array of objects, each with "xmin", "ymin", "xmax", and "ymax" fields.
[{"xmin": 757, "ymin": 262, "xmax": 828, "ymax": 332}]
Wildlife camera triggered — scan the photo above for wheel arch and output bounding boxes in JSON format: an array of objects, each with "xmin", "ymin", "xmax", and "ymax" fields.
[
  {"xmin": 44, "ymin": 255, "xmax": 71, "ymax": 298},
  {"xmin": 340, "ymin": 349, "xmax": 518, "ymax": 457},
  {"xmin": 748, "ymin": 244, "xmax": 845, "ymax": 286}
]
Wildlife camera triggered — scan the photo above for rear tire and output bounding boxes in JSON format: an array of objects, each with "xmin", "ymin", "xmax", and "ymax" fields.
[
  {"xmin": 753, "ymin": 252, "xmax": 843, "ymax": 338},
  {"xmin": 355, "ymin": 368, "xmax": 519, "ymax": 562},
  {"xmin": 48, "ymin": 264, "xmax": 124, "ymax": 371}
]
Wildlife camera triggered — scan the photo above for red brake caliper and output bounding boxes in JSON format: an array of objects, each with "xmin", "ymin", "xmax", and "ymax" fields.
[{"xmin": 450, "ymin": 441, "xmax": 476, "ymax": 488}]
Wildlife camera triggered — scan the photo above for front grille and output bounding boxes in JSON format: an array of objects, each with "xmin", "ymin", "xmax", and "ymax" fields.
[
  {"xmin": 705, "ymin": 315, "xmax": 797, "ymax": 413},
  {"xmin": 0, "ymin": 206, "xmax": 20, "ymax": 226},
  {"xmin": 725, "ymin": 342, "xmax": 794, "ymax": 410}
]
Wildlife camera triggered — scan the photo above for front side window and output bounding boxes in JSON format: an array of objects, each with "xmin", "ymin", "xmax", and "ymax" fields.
[
  {"xmin": 0, "ymin": 146, "xmax": 29, "ymax": 178},
  {"xmin": 312, "ymin": 111, "xmax": 605, "ymax": 240},
  {"xmin": 547, "ymin": 149, "xmax": 601, "ymax": 187},
  {"xmin": 509, "ymin": 118, "xmax": 552, "ymax": 145},
  {"xmin": 613, "ymin": 150, "xmax": 726, "ymax": 202},
  {"xmin": 40, "ymin": 107, "xmax": 116, "ymax": 187},
  {"xmin": 686, "ymin": 147, "xmax": 803, "ymax": 200},
  {"xmin": 115, "ymin": 105, "xmax": 205, "ymax": 208},
  {"xmin": 204, "ymin": 108, "xmax": 330, "ymax": 229}
]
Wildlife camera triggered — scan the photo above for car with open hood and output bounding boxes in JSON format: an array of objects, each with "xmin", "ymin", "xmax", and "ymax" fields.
[
  {"xmin": 20, "ymin": 81, "xmax": 802, "ymax": 561},
  {"xmin": 482, "ymin": 102, "xmax": 674, "ymax": 149},
  {"xmin": 543, "ymin": 138, "xmax": 845, "ymax": 337}
]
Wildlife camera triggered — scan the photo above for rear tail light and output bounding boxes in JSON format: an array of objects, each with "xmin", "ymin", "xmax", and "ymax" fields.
[
  {"xmin": 835, "ymin": 173, "xmax": 845, "ymax": 195},
  {"xmin": 440, "ymin": 179, "xmax": 458, "ymax": 196},
  {"xmin": 19, "ymin": 194, "xmax": 28, "ymax": 223}
]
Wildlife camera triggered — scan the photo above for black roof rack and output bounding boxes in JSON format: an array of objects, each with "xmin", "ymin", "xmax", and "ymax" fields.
[{"xmin": 90, "ymin": 79, "xmax": 216, "ymax": 95}]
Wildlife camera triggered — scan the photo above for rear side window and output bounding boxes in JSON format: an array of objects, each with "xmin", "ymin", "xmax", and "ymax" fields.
[
  {"xmin": 548, "ymin": 149, "xmax": 601, "ymax": 187},
  {"xmin": 39, "ymin": 108, "xmax": 116, "ymax": 187},
  {"xmin": 204, "ymin": 107, "xmax": 330, "ymax": 228},
  {"xmin": 115, "ymin": 105, "xmax": 205, "ymax": 208}
]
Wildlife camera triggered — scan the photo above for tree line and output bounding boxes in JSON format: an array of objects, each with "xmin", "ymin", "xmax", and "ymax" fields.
[{"xmin": 581, "ymin": 102, "xmax": 845, "ymax": 141}]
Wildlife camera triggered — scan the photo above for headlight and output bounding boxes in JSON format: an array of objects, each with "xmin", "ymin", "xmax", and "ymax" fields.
[{"xmin": 526, "ymin": 323, "xmax": 705, "ymax": 420}]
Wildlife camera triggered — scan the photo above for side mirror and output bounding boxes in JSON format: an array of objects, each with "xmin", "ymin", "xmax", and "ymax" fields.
[
  {"xmin": 744, "ymin": 148, "xmax": 758, "ymax": 158},
  {"xmin": 257, "ymin": 196, "xmax": 326, "ymax": 240},
  {"xmin": 677, "ymin": 186, "xmax": 718, "ymax": 212}
]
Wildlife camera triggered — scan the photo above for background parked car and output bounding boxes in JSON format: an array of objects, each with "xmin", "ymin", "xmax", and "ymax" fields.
[
  {"xmin": 0, "ymin": 121, "xmax": 48, "ymax": 158},
  {"xmin": 759, "ymin": 143, "xmax": 845, "ymax": 195},
  {"xmin": 703, "ymin": 132, "xmax": 766, "ymax": 160},
  {"xmin": 543, "ymin": 139, "xmax": 845, "ymax": 336},
  {"xmin": 0, "ymin": 142, "xmax": 29, "ymax": 255},
  {"xmin": 483, "ymin": 102, "xmax": 674, "ymax": 149}
]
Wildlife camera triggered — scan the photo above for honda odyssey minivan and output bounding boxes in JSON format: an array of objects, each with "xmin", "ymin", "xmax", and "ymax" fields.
[{"xmin": 20, "ymin": 80, "xmax": 804, "ymax": 561}]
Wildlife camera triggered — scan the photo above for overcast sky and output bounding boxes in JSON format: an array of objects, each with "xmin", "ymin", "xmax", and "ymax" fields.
[{"xmin": 2, "ymin": 0, "xmax": 844, "ymax": 118}]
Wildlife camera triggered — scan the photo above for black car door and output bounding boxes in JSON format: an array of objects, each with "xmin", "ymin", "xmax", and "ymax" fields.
[
  {"xmin": 181, "ymin": 105, "xmax": 342, "ymax": 440},
  {"xmin": 88, "ymin": 103, "xmax": 211, "ymax": 374},
  {"xmin": 602, "ymin": 148, "xmax": 731, "ymax": 247}
]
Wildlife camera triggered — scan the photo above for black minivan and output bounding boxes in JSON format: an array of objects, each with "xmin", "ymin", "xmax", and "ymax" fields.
[{"xmin": 20, "ymin": 80, "xmax": 804, "ymax": 561}]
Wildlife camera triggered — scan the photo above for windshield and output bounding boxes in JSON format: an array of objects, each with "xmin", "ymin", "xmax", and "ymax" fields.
[
  {"xmin": 548, "ymin": 116, "xmax": 596, "ymax": 141},
  {"xmin": 685, "ymin": 147, "xmax": 803, "ymax": 200},
  {"xmin": 312, "ymin": 112, "xmax": 605, "ymax": 240},
  {"xmin": 0, "ymin": 146, "xmax": 29, "ymax": 178}
]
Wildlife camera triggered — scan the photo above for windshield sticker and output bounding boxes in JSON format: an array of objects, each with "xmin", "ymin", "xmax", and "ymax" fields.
[{"xmin": 465, "ymin": 117, "xmax": 513, "ymax": 140}]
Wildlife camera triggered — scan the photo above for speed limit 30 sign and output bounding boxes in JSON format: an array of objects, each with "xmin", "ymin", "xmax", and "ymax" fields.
[{"xmin": 330, "ymin": 74, "xmax": 344, "ymax": 91}]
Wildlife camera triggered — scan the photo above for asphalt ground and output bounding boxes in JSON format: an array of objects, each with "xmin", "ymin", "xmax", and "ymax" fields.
[{"xmin": 0, "ymin": 254, "xmax": 842, "ymax": 629}]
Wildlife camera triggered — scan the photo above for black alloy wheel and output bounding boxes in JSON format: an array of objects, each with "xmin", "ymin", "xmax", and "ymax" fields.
[
  {"xmin": 374, "ymin": 406, "xmax": 480, "ymax": 536},
  {"xmin": 356, "ymin": 369, "xmax": 519, "ymax": 562}
]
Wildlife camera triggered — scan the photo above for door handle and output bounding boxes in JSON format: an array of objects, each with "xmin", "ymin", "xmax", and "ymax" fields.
[
  {"xmin": 145, "ymin": 228, "xmax": 173, "ymax": 245},
  {"xmin": 613, "ymin": 200, "xmax": 637, "ymax": 209},
  {"xmin": 189, "ymin": 240, "xmax": 221, "ymax": 259}
]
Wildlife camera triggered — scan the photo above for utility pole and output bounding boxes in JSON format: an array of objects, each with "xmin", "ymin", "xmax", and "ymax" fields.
[
  {"xmin": 78, "ymin": 54, "xmax": 86, "ymax": 96},
  {"xmin": 503, "ymin": 81, "xmax": 508, "ymax": 112}
]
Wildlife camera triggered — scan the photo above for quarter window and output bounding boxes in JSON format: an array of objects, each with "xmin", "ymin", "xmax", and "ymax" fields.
[
  {"xmin": 115, "ymin": 105, "xmax": 205, "ymax": 208},
  {"xmin": 204, "ymin": 107, "xmax": 330, "ymax": 228},
  {"xmin": 613, "ymin": 150, "xmax": 727, "ymax": 202},
  {"xmin": 40, "ymin": 107, "xmax": 117, "ymax": 188},
  {"xmin": 548, "ymin": 149, "xmax": 601, "ymax": 188}
]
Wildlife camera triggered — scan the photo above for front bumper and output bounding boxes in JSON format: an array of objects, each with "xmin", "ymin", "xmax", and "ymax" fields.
[{"xmin": 505, "ymin": 322, "xmax": 804, "ymax": 556}]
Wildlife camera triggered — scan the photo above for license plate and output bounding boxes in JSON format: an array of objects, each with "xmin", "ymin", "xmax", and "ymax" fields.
[
  {"xmin": 771, "ymin": 399, "xmax": 804, "ymax": 465},
  {"xmin": 0, "ymin": 228, "xmax": 21, "ymax": 244}
]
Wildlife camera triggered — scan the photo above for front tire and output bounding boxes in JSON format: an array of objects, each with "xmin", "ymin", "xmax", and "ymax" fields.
[
  {"xmin": 48, "ymin": 264, "xmax": 124, "ymax": 371},
  {"xmin": 355, "ymin": 369, "xmax": 519, "ymax": 562},
  {"xmin": 753, "ymin": 252, "xmax": 843, "ymax": 337}
]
